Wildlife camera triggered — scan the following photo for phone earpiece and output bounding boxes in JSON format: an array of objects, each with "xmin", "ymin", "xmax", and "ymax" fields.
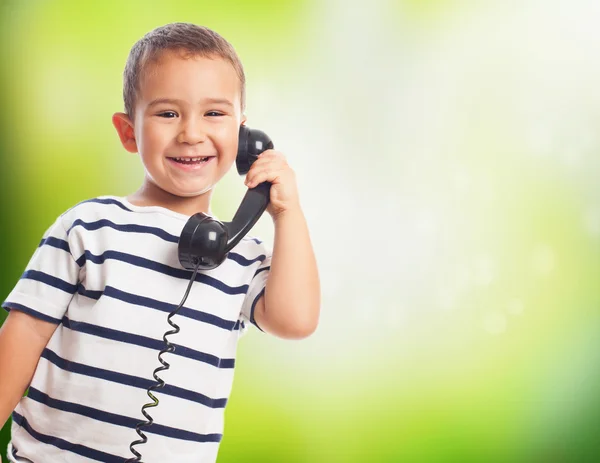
[
  {"xmin": 178, "ymin": 126, "xmax": 273, "ymax": 270},
  {"xmin": 236, "ymin": 125, "xmax": 274, "ymax": 175}
]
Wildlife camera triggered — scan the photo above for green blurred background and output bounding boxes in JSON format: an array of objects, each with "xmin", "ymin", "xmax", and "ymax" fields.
[{"xmin": 1, "ymin": 0, "xmax": 599, "ymax": 461}]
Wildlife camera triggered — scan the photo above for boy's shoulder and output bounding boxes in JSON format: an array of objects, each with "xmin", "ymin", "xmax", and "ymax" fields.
[
  {"xmin": 63, "ymin": 196, "xmax": 133, "ymax": 216},
  {"xmin": 55, "ymin": 195, "xmax": 132, "ymax": 226}
]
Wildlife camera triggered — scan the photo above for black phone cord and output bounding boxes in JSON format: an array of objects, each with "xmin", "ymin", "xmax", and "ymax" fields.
[{"xmin": 125, "ymin": 263, "xmax": 200, "ymax": 463}]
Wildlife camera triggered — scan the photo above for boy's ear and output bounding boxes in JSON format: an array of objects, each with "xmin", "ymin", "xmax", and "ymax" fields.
[{"xmin": 112, "ymin": 112, "xmax": 138, "ymax": 153}]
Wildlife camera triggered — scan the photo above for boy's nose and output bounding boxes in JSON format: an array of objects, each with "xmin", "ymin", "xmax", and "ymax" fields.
[{"xmin": 177, "ymin": 119, "xmax": 208, "ymax": 144}]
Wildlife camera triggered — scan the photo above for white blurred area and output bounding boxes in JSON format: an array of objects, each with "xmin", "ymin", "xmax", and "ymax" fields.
[{"xmin": 232, "ymin": 0, "xmax": 600, "ymax": 390}]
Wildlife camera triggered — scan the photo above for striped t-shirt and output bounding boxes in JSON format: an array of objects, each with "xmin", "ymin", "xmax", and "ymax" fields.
[{"xmin": 2, "ymin": 196, "xmax": 271, "ymax": 463}]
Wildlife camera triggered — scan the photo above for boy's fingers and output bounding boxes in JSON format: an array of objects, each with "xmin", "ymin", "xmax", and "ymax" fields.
[
  {"xmin": 247, "ymin": 157, "xmax": 274, "ymax": 169},
  {"xmin": 254, "ymin": 150, "xmax": 287, "ymax": 165},
  {"xmin": 249, "ymin": 154, "xmax": 286, "ymax": 169},
  {"xmin": 245, "ymin": 168, "xmax": 284, "ymax": 188},
  {"xmin": 246, "ymin": 160, "xmax": 284, "ymax": 179},
  {"xmin": 257, "ymin": 149, "xmax": 282, "ymax": 159},
  {"xmin": 244, "ymin": 152, "xmax": 291, "ymax": 187},
  {"xmin": 247, "ymin": 166, "xmax": 295, "ymax": 188}
]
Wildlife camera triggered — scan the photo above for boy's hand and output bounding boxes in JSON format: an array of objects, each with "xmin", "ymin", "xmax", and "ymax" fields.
[{"xmin": 244, "ymin": 150, "xmax": 300, "ymax": 220}]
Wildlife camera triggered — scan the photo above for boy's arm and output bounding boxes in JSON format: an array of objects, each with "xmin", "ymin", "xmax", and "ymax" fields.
[
  {"xmin": 244, "ymin": 149, "xmax": 321, "ymax": 339},
  {"xmin": 0, "ymin": 310, "xmax": 59, "ymax": 428},
  {"xmin": 253, "ymin": 207, "xmax": 320, "ymax": 339}
]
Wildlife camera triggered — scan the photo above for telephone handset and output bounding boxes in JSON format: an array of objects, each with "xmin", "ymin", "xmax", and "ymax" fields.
[{"xmin": 178, "ymin": 125, "xmax": 274, "ymax": 270}]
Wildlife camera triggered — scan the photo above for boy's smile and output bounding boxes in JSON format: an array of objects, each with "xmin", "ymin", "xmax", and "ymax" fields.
[{"xmin": 113, "ymin": 49, "xmax": 245, "ymax": 213}]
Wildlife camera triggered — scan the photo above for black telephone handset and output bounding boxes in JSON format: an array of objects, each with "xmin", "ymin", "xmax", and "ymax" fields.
[{"xmin": 178, "ymin": 125, "xmax": 273, "ymax": 270}]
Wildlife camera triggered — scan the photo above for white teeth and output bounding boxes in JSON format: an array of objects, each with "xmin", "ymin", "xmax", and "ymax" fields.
[{"xmin": 172, "ymin": 156, "xmax": 210, "ymax": 162}]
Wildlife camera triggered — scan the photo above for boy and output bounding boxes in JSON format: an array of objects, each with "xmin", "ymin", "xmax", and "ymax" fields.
[{"xmin": 0, "ymin": 22, "xmax": 320, "ymax": 462}]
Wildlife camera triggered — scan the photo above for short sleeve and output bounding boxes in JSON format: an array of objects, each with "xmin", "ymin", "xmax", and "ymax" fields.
[
  {"xmin": 240, "ymin": 239, "xmax": 272, "ymax": 331},
  {"xmin": 2, "ymin": 214, "xmax": 80, "ymax": 324}
]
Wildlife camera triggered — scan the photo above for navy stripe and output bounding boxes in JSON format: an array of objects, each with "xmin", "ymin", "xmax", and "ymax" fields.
[
  {"xmin": 37, "ymin": 236, "xmax": 70, "ymax": 253},
  {"xmin": 21, "ymin": 270, "xmax": 77, "ymax": 294},
  {"xmin": 72, "ymin": 198, "xmax": 262, "ymax": 249},
  {"xmin": 2, "ymin": 302, "xmax": 62, "ymax": 324},
  {"xmin": 102, "ymin": 285, "xmax": 239, "ymax": 331},
  {"xmin": 75, "ymin": 253, "xmax": 86, "ymax": 267},
  {"xmin": 66, "ymin": 217, "xmax": 264, "ymax": 269},
  {"xmin": 228, "ymin": 252, "xmax": 266, "ymax": 266},
  {"xmin": 11, "ymin": 411, "xmax": 125, "ymax": 463},
  {"xmin": 62, "ymin": 316, "xmax": 235, "ymax": 368},
  {"xmin": 250, "ymin": 288, "xmax": 265, "ymax": 332},
  {"xmin": 254, "ymin": 266, "xmax": 270, "ymax": 277},
  {"xmin": 41, "ymin": 349, "xmax": 228, "ymax": 409},
  {"xmin": 76, "ymin": 247, "xmax": 263, "ymax": 270},
  {"xmin": 245, "ymin": 236, "xmax": 263, "ymax": 245},
  {"xmin": 77, "ymin": 284, "xmax": 103, "ymax": 300},
  {"xmin": 68, "ymin": 218, "xmax": 179, "ymax": 243},
  {"xmin": 79, "ymin": 197, "xmax": 133, "ymax": 212},
  {"xmin": 26, "ymin": 388, "xmax": 223, "ymax": 443},
  {"xmin": 74, "ymin": 284, "xmax": 240, "ymax": 331},
  {"xmin": 76, "ymin": 250, "xmax": 249, "ymax": 295}
]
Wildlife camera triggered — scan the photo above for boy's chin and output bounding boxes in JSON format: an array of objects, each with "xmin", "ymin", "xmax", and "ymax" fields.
[
  {"xmin": 168, "ymin": 184, "xmax": 215, "ymax": 198},
  {"xmin": 148, "ymin": 176, "xmax": 218, "ymax": 199}
]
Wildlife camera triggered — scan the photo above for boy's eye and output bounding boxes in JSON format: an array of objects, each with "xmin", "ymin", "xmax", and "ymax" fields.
[
  {"xmin": 158, "ymin": 111, "xmax": 178, "ymax": 118},
  {"xmin": 206, "ymin": 111, "xmax": 224, "ymax": 117}
]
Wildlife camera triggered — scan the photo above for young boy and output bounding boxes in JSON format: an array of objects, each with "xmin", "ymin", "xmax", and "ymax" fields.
[{"xmin": 0, "ymin": 23, "xmax": 320, "ymax": 463}]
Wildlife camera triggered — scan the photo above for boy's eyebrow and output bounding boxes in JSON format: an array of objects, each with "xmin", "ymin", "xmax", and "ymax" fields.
[
  {"xmin": 202, "ymin": 97, "xmax": 234, "ymax": 107},
  {"xmin": 147, "ymin": 97, "xmax": 234, "ymax": 108},
  {"xmin": 148, "ymin": 98, "xmax": 184, "ymax": 107}
]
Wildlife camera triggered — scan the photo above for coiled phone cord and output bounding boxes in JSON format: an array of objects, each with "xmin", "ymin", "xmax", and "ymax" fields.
[{"xmin": 125, "ymin": 262, "xmax": 201, "ymax": 463}]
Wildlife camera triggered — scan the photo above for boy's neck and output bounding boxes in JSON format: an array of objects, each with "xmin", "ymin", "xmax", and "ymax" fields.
[{"xmin": 127, "ymin": 181, "xmax": 213, "ymax": 217}]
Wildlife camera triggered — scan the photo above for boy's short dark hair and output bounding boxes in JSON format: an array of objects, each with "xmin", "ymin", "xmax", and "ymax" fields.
[{"xmin": 122, "ymin": 22, "xmax": 246, "ymax": 119}]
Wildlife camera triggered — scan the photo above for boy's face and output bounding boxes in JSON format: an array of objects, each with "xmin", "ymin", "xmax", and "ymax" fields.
[{"xmin": 115, "ymin": 50, "xmax": 245, "ymax": 198}]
